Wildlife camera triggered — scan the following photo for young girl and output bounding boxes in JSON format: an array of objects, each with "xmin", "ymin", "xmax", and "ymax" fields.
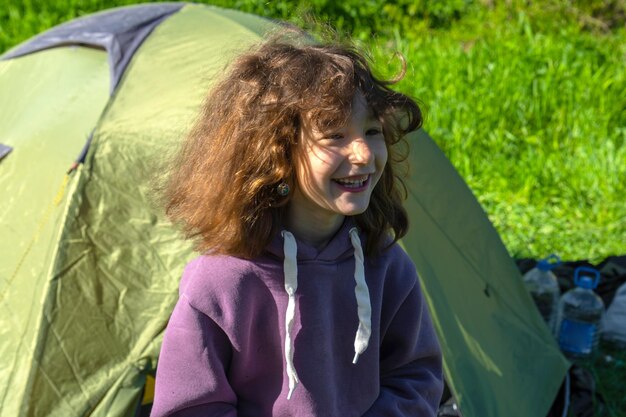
[{"xmin": 152, "ymin": 36, "xmax": 443, "ymax": 417}]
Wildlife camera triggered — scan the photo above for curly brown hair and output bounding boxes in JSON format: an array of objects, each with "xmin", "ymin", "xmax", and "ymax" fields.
[{"xmin": 163, "ymin": 36, "xmax": 422, "ymax": 259}]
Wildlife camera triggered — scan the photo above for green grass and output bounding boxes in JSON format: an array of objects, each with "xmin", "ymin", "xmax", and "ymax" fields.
[
  {"xmin": 1, "ymin": 0, "xmax": 624, "ymax": 415},
  {"xmin": 369, "ymin": 10, "xmax": 626, "ymax": 264}
]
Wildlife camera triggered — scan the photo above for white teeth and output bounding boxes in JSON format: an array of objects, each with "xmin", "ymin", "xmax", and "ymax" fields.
[{"xmin": 335, "ymin": 176, "xmax": 368, "ymax": 187}]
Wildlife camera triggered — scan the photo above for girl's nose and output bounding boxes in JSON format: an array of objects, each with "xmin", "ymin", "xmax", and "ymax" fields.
[{"xmin": 349, "ymin": 136, "xmax": 373, "ymax": 165}]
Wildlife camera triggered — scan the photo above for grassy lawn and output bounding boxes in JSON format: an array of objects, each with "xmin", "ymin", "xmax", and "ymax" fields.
[{"xmin": 1, "ymin": 0, "xmax": 624, "ymax": 415}]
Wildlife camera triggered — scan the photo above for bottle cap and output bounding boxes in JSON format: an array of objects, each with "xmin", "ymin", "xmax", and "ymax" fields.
[
  {"xmin": 574, "ymin": 266, "xmax": 600, "ymax": 289},
  {"xmin": 578, "ymin": 276, "xmax": 594, "ymax": 289},
  {"xmin": 537, "ymin": 254, "xmax": 561, "ymax": 271}
]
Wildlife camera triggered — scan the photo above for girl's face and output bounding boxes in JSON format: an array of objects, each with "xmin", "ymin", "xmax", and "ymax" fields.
[{"xmin": 290, "ymin": 93, "xmax": 388, "ymax": 226}]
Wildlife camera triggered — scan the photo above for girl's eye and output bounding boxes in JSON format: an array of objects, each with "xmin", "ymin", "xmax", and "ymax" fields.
[
  {"xmin": 326, "ymin": 133, "xmax": 344, "ymax": 140},
  {"xmin": 366, "ymin": 128, "xmax": 383, "ymax": 136}
]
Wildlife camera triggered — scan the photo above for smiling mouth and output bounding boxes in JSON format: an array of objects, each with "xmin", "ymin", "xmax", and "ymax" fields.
[{"xmin": 333, "ymin": 175, "xmax": 370, "ymax": 189}]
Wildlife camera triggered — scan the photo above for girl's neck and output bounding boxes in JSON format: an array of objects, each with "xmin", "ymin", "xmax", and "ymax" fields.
[{"xmin": 285, "ymin": 206, "xmax": 345, "ymax": 250}]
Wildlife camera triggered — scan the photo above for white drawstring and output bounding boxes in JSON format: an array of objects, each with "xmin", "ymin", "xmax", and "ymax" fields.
[
  {"xmin": 280, "ymin": 227, "xmax": 372, "ymax": 400},
  {"xmin": 281, "ymin": 231, "xmax": 299, "ymax": 400},
  {"xmin": 349, "ymin": 227, "xmax": 371, "ymax": 364}
]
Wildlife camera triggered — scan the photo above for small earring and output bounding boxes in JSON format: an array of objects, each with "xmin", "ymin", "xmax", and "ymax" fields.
[{"xmin": 276, "ymin": 182, "xmax": 290, "ymax": 196}]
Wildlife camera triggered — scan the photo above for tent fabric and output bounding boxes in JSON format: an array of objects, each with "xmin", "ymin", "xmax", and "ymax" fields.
[
  {"xmin": 1, "ymin": 3, "xmax": 569, "ymax": 417},
  {"xmin": 0, "ymin": 45, "xmax": 111, "ymax": 417},
  {"xmin": 0, "ymin": 144, "xmax": 12, "ymax": 160},
  {"xmin": 0, "ymin": 5, "xmax": 274, "ymax": 416},
  {"xmin": 402, "ymin": 130, "xmax": 570, "ymax": 417},
  {"xmin": 1, "ymin": 3, "xmax": 185, "ymax": 93}
]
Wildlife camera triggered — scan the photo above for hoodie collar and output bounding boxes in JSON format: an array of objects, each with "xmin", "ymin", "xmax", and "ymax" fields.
[{"xmin": 266, "ymin": 217, "xmax": 362, "ymax": 262}]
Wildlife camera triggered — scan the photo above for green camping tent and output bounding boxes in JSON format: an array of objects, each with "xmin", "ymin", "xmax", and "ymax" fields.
[{"xmin": 0, "ymin": 3, "xmax": 569, "ymax": 417}]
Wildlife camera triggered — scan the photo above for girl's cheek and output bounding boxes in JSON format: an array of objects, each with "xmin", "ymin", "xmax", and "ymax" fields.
[{"xmin": 310, "ymin": 146, "xmax": 342, "ymax": 164}]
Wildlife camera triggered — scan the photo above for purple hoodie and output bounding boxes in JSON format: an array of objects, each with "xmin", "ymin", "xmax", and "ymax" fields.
[{"xmin": 151, "ymin": 220, "xmax": 443, "ymax": 416}]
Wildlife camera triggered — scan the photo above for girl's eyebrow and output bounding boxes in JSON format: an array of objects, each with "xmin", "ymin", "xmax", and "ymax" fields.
[
  {"xmin": 365, "ymin": 107, "xmax": 380, "ymax": 121},
  {"xmin": 366, "ymin": 114, "xmax": 381, "ymax": 123}
]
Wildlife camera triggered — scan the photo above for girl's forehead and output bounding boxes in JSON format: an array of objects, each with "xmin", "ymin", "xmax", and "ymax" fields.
[
  {"xmin": 305, "ymin": 92, "xmax": 377, "ymax": 125},
  {"xmin": 351, "ymin": 93, "xmax": 377, "ymax": 119},
  {"xmin": 302, "ymin": 99, "xmax": 380, "ymax": 138}
]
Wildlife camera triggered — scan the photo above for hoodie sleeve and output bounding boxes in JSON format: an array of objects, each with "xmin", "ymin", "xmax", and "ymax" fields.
[
  {"xmin": 362, "ymin": 279, "xmax": 443, "ymax": 417},
  {"xmin": 151, "ymin": 293, "xmax": 237, "ymax": 417}
]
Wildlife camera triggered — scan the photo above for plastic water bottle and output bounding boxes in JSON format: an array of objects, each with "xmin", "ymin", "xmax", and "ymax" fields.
[
  {"xmin": 555, "ymin": 267, "xmax": 605, "ymax": 357},
  {"xmin": 523, "ymin": 254, "xmax": 561, "ymax": 332}
]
